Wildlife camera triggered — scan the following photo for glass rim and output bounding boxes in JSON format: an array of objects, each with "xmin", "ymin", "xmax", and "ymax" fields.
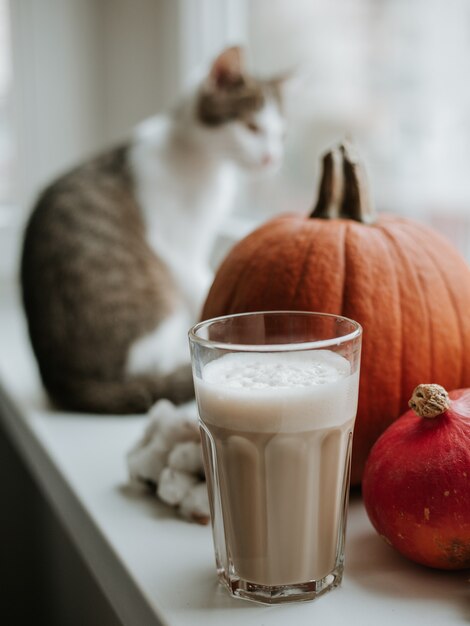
[{"xmin": 189, "ymin": 311, "xmax": 362, "ymax": 352}]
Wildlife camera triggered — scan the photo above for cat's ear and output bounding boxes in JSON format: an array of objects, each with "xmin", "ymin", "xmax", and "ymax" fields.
[
  {"xmin": 209, "ymin": 46, "xmax": 245, "ymax": 89},
  {"xmin": 266, "ymin": 67, "xmax": 299, "ymax": 105},
  {"xmin": 267, "ymin": 67, "xmax": 297, "ymax": 90}
]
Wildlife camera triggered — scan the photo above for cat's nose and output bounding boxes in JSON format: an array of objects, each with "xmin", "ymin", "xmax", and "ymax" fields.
[{"xmin": 261, "ymin": 154, "xmax": 273, "ymax": 167}]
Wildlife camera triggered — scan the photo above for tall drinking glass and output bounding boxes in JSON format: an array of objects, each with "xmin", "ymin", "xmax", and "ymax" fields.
[{"xmin": 189, "ymin": 311, "xmax": 362, "ymax": 604}]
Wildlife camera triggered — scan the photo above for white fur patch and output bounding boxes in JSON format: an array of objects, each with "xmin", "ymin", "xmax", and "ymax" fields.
[
  {"xmin": 127, "ymin": 88, "xmax": 286, "ymax": 376},
  {"xmin": 130, "ymin": 109, "xmax": 236, "ymax": 318},
  {"xmin": 126, "ymin": 309, "xmax": 191, "ymax": 376},
  {"xmin": 217, "ymin": 97, "xmax": 285, "ymax": 171}
]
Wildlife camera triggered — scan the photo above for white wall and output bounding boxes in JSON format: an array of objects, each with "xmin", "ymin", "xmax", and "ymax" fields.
[
  {"xmin": 3, "ymin": 0, "xmax": 186, "ymax": 281},
  {"xmin": 100, "ymin": 0, "xmax": 181, "ymax": 143},
  {"xmin": 10, "ymin": 0, "xmax": 184, "ymax": 211},
  {"xmin": 10, "ymin": 0, "xmax": 104, "ymax": 209}
]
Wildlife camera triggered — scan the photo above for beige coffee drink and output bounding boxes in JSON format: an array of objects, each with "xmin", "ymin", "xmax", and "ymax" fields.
[{"xmin": 195, "ymin": 349, "xmax": 359, "ymax": 588}]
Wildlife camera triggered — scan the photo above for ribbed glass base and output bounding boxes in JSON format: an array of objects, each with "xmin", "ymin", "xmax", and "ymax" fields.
[{"xmin": 218, "ymin": 564, "xmax": 344, "ymax": 605}]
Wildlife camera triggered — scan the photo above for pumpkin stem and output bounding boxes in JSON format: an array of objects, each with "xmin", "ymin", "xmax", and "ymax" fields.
[
  {"xmin": 409, "ymin": 384, "xmax": 451, "ymax": 419},
  {"xmin": 310, "ymin": 142, "xmax": 376, "ymax": 224}
]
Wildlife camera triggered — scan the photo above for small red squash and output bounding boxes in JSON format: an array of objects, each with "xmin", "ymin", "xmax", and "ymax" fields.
[
  {"xmin": 362, "ymin": 384, "xmax": 470, "ymax": 569},
  {"xmin": 202, "ymin": 143, "xmax": 470, "ymax": 484}
]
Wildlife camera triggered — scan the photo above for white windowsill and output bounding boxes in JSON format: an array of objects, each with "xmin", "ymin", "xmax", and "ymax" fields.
[{"xmin": 0, "ymin": 287, "xmax": 468, "ymax": 626}]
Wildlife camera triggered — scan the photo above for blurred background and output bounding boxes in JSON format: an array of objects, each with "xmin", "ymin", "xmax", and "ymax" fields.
[{"xmin": 1, "ymin": 0, "xmax": 470, "ymax": 278}]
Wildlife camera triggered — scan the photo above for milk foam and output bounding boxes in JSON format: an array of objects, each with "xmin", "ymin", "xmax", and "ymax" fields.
[
  {"xmin": 196, "ymin": 350, "xmax": 359, "ymax": 432},
  {"xmin": 202, "ymin": 350, "xmax": 350, "ymax": 389}
]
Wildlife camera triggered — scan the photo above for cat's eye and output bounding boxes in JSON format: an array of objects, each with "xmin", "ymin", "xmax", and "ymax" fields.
[{"xmin": 246, "ymin": 121, "xmax": 261, "ymax": 134}]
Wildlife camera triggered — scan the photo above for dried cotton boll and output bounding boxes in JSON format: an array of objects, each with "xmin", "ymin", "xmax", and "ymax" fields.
[
  {"xmin": 127, "ymin": 399, "xmax": 209, "ymax": 523},
  {"xmin": 151, "ymin": 399, "xmax": 199, "ymax": 447},
  {"xmin": 179, "ymin": 483, "xmax": 210, "ymax": 525},
  {"xmin": 127, "ymin": 399, "xmax": 199, "ymax": 489},
  {"xmin": 126, "ymin": 405, "xmax": 175, "ymax": 489},
  {"xmin": 168, "ymin": 441, "xmax": 204, "ymax": 475},
  {"xmin": 147, "ymin": 399, "xmax": 181, "ymax": 434},
  {"xmin": 127, "ymin": 433, "xmax": 168, "ymax": 490},
  {"xmin": 141, "ymin": 403, "xmax": 173, "ymax": 441},
  {"xmin": 158, "ymin": 467, "xmax": 198, "ymax": 506}
]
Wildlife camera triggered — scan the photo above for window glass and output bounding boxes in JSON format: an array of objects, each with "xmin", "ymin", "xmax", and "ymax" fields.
[{"xmin": 241, "ymin": 0, "xmax": 470, "ymax": 259}]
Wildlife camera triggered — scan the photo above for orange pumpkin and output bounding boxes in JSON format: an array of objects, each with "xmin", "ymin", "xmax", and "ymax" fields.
[{"xmin": 202, "ymin": 143, "xmax": 470, "ymax": 484}]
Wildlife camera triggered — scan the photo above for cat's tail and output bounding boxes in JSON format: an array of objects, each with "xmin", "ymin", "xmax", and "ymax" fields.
[{"xmin": 44, "ymin": 365, "xmax": 194, "ymax": 414}]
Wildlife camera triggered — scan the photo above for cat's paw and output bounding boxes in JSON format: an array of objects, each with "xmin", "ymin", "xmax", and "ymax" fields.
[{"xmin": 126, "ymin": 399, "xmax": 209, "ymax": 524}]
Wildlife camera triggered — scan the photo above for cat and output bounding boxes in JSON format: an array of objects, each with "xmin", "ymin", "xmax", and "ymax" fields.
[{"xmin": 21, "ymin": 47, "xmax": 286, "ymax": 414}]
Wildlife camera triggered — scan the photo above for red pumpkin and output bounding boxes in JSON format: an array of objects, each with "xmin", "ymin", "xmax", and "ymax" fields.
[
  {"xmin": 362, "ymin": 384, "xmax": 470, "ymax": 569},
  {"xmin": 202, "ymin": 144, "xmax": 470, "ymax": 484}
]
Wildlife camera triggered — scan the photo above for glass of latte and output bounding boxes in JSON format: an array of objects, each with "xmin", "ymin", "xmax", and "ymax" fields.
[{"xmin": 189, "ymin": 311, "xmax": 362, "ymax": 605}]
